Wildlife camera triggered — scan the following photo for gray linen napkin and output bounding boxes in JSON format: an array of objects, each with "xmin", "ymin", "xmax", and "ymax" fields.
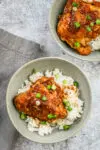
[{"xmin": 0, "ymin": 29, "xmax": 48, "ymax": 150}]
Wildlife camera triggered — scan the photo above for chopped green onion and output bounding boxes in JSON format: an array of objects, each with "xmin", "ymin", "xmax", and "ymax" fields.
[
  {"xmin": 74, "ymin": 42, "xmax": 80, "ymax": 48},
  {"xmin": 74, "ymin": 22, "xmax": 80, "ymax": 28},
  {"xmin": 90, "ymin": 22, "xmax": 94, "ymax": 27},
  {"xmin": 63, "ymin": 79, "xmax": 67, "ymax": 85},
  {"xmin": 47, "ymin": 85, "xmax": 52, "ymax": 90},
  {"xmin": 51, "ymin": 84, "xmax": 56, "ymax": 90},
  {"xmin": 86, "ymin": 15, "xmax": 91, "ymax": 20},
  {"xmin": 86, "ymin": 26, "xmax": 92, "ymax": 32},
  {"xmin": 96, "ymin": 19, "xmax": 100, "ymax": 25},
  {"xmin": 55, "ymin": 74, "xmax": 59, "ymax": 79},
  {"xmin": 32, "ymin": 68, "xmax": 36, "ymax": 74},
  {"xmin": 72, "ymin": 2, "xmax": 78, "ymax": 7},
  {"xmin": 63, "ymin": 125, "xmax": 71, "ymax": 130},
  {"xmin": 67, "ymin": 106, "xmax": 73, "ymax": 111},
  {"xmin": 36, "ymin": 93, "xmax": 41, "ymax": 98},
  {"xmin": 42, "ymin": 96, "xmax": 47, "ymax": 101},
  {"xmin": 40, "ymin": 121, "xmax": 47, "ymax": 125},
  {"xmin": 63, "ymin": 99, "xmax": 70, "ymax": 107},
  {"xmin": 20, "ymin": 112, "xmax": 27, "ymax": 120},
  {"xmin": 74, "ymin": 81, "xmax": 79, "ymax": 87},
  {"xmin": 63, "ymin": 99, "xmax": 72, "ymax": 111},
  {"xmin": 48, "ymin": 114, "xmax": 57, "ymax": 119}
]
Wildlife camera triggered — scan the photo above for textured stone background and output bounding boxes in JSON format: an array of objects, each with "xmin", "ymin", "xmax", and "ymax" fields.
[{"xmin": 0, "ymin": 0, "xmax": 100, "ymax": 150}]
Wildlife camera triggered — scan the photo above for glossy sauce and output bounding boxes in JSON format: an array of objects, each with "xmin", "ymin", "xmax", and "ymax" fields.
[
  {"xmin": 14, "ymin": 77, "xmax": 67, "ymax": 122},
  {"xmin": 57, "ymin": 0, "xmax": 100, "ymax": 55}
]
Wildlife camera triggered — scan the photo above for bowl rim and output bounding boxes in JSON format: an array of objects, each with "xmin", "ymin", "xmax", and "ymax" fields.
[
  {"xmin": 6, "ymin": 57, "xmax": 92, "ymax": 143},
  {"xmin": 49, "ymin": 0, "xmax": 100, "ymax": 62}
]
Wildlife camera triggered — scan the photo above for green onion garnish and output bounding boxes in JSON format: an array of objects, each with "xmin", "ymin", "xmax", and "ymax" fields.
[
  {"xmin": 67, "ymin": 106, "xmax": 73, "ymax": 111},
  {"xmin": 48, "ymin": 114, "xmax": 57, "ymax": 119},
  {"xmin": 40, "ymin": 121, "xmax": 47, "ymax": 125},
  {"xmin": 72, "ymin": 2, "xmax": 78, "ymax": 7},
  {"xmin": 42, "ymin": 96, "xmax": 47, "ymax": 101},
  {"xmin": 36, "ymin": 93, "xmax": 41, "ymax": 98},
  {"xmin": 55, "ymin": 74, "xmax": 59, "ymax": 79},
  {"xmin": 86, "ymin": 26, "xmax": 92, "ymax": 32},
  {"xmin": 74, "ymin": 22, "xmax": 80, "ymax": 28},
  {"xmin": 63, "ymin": 79, "xmax": 67, "ymax": 85},
  {"xmin": 74, "ymin": 42, "xmax": 80, "ymax": 48},
  {"xmin": 96, "ymin": 19, "xmax": 100, "ymax": 25},
  {"xmin": 63, "ymin": 100, "xmax": 72, "ymax": 111},
  {"xmin": 20, "ymin": 112, "xmax": 27, "ymax": 120},
  {"xmin": 47, "ymin": 85, "xmax": 52, "ymax": 90},
  {"xmin": 63, "ymin": 100, "xmax": 70, "ymax": 107},
  {"xmin": 63, "ymin": 125, "xmax": 71, "ymax": 130},
  {"xmin": 86, "ymin": 15, "xmax": 91, "ymax": 20},
  {"xmin": 74, "ymin": 81, "xmax": 79, "ymax": 87}
]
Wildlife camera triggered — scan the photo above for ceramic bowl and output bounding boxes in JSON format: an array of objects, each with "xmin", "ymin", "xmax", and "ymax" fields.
[
  {"xmin": 6, "ymin": 57, "xmax": 91, "ymax": 143},
  {"xmin": 49, "ymin": 0, "xmax": 100, "ymax": 61}
]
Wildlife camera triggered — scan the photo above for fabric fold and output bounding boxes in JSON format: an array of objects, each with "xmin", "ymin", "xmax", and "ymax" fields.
[{"xmin": 0, "ymin": 29, "xmax": 47, "ymax": 150}]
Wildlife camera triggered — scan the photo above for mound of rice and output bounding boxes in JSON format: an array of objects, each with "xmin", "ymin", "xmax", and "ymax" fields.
[
  {"xmin": 90, "ymin": 36, "xmax": 100, "ymax": 51},
  {"xmin": 18, "ymin": 68, "xmax": 84, "ymax": 136}
]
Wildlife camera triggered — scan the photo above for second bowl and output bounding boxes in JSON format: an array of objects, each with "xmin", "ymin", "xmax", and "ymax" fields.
[{"xmin": 49, "ymin": 0, "xmax": 100, "ymax": 61}]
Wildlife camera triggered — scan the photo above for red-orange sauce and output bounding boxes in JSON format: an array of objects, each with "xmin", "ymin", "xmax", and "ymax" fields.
[{"xmin": 14, "ymin": 77, "xmax": 67, "ymax": 122}]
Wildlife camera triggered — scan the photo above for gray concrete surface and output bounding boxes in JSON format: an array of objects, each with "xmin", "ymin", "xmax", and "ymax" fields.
[{"xmin": 0, "ymin": 0, "xmax": 100, "ymax": 150}]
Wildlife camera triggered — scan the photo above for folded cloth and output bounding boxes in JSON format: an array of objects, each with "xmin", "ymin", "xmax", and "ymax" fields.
[{"xmin": 0, "ymin": 29, "xmax": 48, "ymax": 150}]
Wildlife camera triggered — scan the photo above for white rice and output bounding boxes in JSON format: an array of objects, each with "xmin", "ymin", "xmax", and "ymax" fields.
[
  {"xmin": 18, "ymin": 68, "xmax": 84, "ymax": 136},
  {"xmin": 90, "ymin": 36, "xmax": 100, "ymax": 51}
]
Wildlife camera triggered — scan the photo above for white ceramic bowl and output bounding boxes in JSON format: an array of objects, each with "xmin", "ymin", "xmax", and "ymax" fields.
[
  {"xmin": 49, "ymin": 0, "xmax": 100, "ymax": 61},
  {"xmin": 6, "ymin": 57, "xmax": 92, "ymax": 143}
]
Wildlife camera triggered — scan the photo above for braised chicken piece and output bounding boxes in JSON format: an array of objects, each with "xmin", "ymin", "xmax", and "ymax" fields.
[
  {"xmin": 57, "ymin": 0, "xmax": 100, "ymax": 55},
  {"xmin": 14, "ymin": 77, "xmax": 67, "ymax": 122}
]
